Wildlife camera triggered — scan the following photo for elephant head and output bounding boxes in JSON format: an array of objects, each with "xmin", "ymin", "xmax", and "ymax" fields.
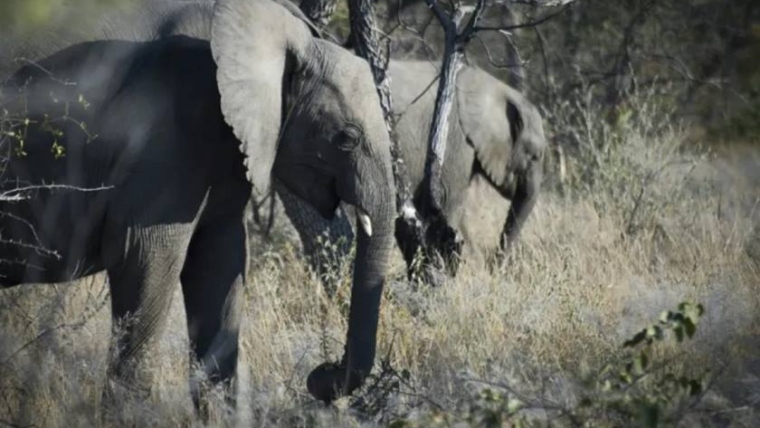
[
  {"xmin": 210, "ymin": 0, "xmax": 394, "ymax": 402},
  {"xmin": 456, "ymin": 67, "xmax": 547, "ymax": 251}
]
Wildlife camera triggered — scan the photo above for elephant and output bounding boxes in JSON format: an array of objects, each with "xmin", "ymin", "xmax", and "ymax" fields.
[
  {"xmin": 0, "ymin": 0, "xmax": 394, "ymax": 408},
  {"xmin": 277, "ymin": 59, "xmax": 547, "ymax": 280}
]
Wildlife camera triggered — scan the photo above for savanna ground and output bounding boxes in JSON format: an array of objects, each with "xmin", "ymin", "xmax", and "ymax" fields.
[{"xmin": 1, "ymin": 87, "xmax": 760, "ymax": 427}]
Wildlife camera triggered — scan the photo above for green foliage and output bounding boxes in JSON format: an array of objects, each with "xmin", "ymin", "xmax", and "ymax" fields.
[
  {"xmin": 326, "ymin": 1, "xmax": 351, "ymax": 41},
  {"xmin": 388, "ymin": 389, "xmax": 527, "ymax": 428},
  {"xmin": 623, "ymin": 302, "xmax": 704, "ymax": 348},
  {"xmin": 386, "ymin": 301, "xmax": 707, "ymax": 427},
  {"xmin": 1, "ymin": 86, "xmax": 95, "ymax": 171},
  {"xmin": 575, "ymin": 302, "xmax": 707, "ymax": 428}
]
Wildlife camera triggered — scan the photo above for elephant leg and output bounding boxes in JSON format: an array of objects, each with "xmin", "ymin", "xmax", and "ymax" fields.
[
  {"xmin": 180, "ymin": 215, "xmax": 246, "ymax": 414},
  {"xmin": 424, "ymin": 214, "xmax": 464, "ymax": 278},
  {"xmin": 104, "ymin": 224, "xmax": 192, "ymax": 403},
  {"xmin": 396, "ymin": 207, "xmax": 462, "ymax": 285},
  {"xmin": 394, "ymin": 215, "xmax": 424, "ymax": 280}
]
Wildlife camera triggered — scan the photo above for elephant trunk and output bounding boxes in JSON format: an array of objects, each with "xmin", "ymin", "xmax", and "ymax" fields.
[
  {"xmin": 342, "ymin": 194, "xmax": 394, "ymax": 389},
  {"xmin": 500, "ymin": 162, "xmax": 542, "ymax": 251},
  {"xmin": 307, "ymin": 154, "xmax": 395, "ymax": 402}
]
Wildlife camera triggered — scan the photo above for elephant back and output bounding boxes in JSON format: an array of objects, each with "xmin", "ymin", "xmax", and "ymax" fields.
[
  {"xmin": 389, "ymin": 61, "xmax": 480, "ymax": 204},
  {"xmin": 388, "ymin": 60, "xmax": 457, "ymax": 189}
]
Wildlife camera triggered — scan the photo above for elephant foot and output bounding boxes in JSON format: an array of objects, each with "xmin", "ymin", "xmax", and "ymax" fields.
[
  {"xmin": 307, "ymin": 361, "xmax": 364, "ymax": 403},
  {"xmin": 424, "ymin": 215, "xmax": 463, "ymax": 275}
]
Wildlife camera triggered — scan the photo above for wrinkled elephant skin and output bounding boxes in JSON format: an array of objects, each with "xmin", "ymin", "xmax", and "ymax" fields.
[{"xmin": 0, "ymin": 0, "xmax": 394, "ymax": 410}]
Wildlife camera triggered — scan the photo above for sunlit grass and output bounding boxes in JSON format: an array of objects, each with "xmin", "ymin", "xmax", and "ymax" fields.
[{"xmin": 1, "ymin": 94, "xmax": 760, "ymax": 426}]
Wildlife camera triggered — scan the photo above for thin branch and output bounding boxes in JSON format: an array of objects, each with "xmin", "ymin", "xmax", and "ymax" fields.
[
  {"xmin": 457, "ymin": 0, "xmax": 487, "ymax": 44},
  {"xmin": 422, "ymin": 0, "xmax": 486, "ymax": 213},
  {"xmin": 392, "ymin": 73, "xmax": 440, "ymax": 122},
  {"xmin": 471, "ymin": 33, "xmax": 527, "ymax": 71},
  {"xmin": 0, "ymin": 183, "xmax": 113, "ymax": 202},
  {"xmin": 475, "ymin": 3, "xmax": 574, "ymax": 33}
]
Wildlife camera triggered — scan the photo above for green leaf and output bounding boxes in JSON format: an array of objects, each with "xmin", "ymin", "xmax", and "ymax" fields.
[
  {"xmin": 624, "ymin": 329, "xmax": 647, "ymax": 347},
  {"xmin": 507, "ymin": 398, "xmax": 523, "ymax": 414},
  {"xmin": 684, "ymin": 319, "xmax": 697, "ymax": 339},
  {"xmin": 652, "ymin": 325, "xmax": 664, "ymax": 341},
  {"xmin": 633, "ymin": 351, "xmax": 649, "ymax": 374},
  {"xmin": 673, "ymin": 325, "xmax": 684, "ymax": 342},
  {"xmin": 696, "ymin": 304, "xmax": 705, "ymax": 317}
]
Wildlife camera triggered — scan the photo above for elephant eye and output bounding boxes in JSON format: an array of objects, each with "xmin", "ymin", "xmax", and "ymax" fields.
[{"xmin": 333, "ymin": 125, "xmax": 362, "ymax": 151}]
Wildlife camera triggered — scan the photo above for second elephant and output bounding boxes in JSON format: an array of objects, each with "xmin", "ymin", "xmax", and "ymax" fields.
[{"xmin": 277, "ymin": 59, "xmax": 547, "ymax": 280}]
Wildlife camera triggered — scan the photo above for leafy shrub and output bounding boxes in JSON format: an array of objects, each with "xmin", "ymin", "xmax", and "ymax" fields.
[{"xmin": 387, "ymin": 302, "xmax": 708, "ymax": 428}]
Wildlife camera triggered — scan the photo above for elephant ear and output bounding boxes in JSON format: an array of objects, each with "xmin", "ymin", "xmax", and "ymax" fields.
[
  {"xmin": 456, "ymin": 67, "xmax": 523, "ymax": 187},
  {"xmin": 211, "ymin": 0, "xmax": 315, "ymax": 197}
]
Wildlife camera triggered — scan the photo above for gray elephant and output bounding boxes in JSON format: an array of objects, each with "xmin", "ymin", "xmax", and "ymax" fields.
[
  {"xmin": 0, "ymin": 0, "xmax": 393, "ymax": 407},
  {"xmin": 279, "ymin": 59, "xmax": 547, "ymax": 280}
]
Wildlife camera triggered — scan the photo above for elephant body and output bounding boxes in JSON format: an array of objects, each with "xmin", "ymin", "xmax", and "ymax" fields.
[
  {"xmin": 279, "ymin": 60, "xmax": 547, "ymax": 278},
  {"xmin": 1, "ymin": 0, "xmax": 395, "ymax": 409},
  {"xmin": 1, "ymin": 35, "xmax": 250, "ymax": 400}
]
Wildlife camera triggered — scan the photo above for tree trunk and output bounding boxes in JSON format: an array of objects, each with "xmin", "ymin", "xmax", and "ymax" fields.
[
  {"xmin": 424, "ymin": 43, "xmax": 463, "ymax": 214},
  {"xmin": 349, "ymin": 0, "xmax": 426, "ymax": 270},
  {"xmin": 415, "ymin": 0, "xmax": 484, "ymax": 280},
  {"xmin": 504, "ymin": 7, "xmax": 524, "ymax": 91},
  {"xmin": 348, "ymin": 0, "xmax": 416, "ymax": 217},
  {"xmin": 422, "ymin": 0, "xmax": 485, "ymax": 214}
]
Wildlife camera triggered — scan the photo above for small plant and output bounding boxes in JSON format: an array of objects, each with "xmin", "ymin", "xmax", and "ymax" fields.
[
  {"xmin": 385, "ymin": 301, "xmax": 707, "ymax": 428},
  {"xmin": 574, "ymin": 301, "xmax": 707, "ymax": 428},
  {"xmin": 2, "ymin": 84, "xmax": 96, "ymax": 167}
]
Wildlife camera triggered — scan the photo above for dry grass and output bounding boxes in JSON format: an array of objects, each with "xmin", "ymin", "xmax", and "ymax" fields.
[{"xmin": 2, "ymin": 97, "xmax": 760, "ymax": 427}]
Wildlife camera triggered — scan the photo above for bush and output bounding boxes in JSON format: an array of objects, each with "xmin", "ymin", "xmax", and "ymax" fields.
[
  {"xmin": 545, "ymin": 81, "xmax": 710, "ymax": 237},
  {"xmin": 385, "ymin": 302, "xmax": 707, "ymax": 428}
]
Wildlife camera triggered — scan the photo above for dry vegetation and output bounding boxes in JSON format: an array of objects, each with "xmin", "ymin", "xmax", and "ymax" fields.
[{"xmin": 1, "ymin": 86, "xmax": 760, "ymax": 427}]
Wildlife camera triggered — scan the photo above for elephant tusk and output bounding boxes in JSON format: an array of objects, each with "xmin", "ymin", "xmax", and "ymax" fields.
[{"xmin": 356, "ymin": 208, "xmax": 373, "ymax": 237}]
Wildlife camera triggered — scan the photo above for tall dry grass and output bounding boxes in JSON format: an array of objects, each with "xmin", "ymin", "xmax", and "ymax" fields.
[{"xmin": 1, "ymin": 89, "xmax": 759, "ymax": 427}]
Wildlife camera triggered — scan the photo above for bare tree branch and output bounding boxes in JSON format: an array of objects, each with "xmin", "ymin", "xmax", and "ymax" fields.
[
  {"xmin": 474, "ymin": 3, "xmax": 575, "ymax": 33},
  {"xmin": 349, "ymin": 0, "xmax": 424, "ymax": 232},
  {"xmin": 0, "ymin": 183, "xmax": 113, "ymax": 202},
  {"xmin": 422, "ymin": 0, "xmax": 486, "ymax": 213}
]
